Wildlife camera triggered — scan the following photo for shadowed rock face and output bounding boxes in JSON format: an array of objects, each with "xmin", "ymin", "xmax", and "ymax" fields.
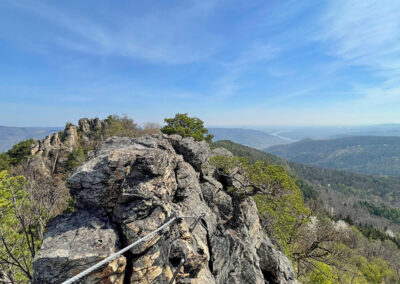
[
  {"xmin": 33, "ymin": 210, "xmax": 126, "ymax": 283},
  {"xmin": 33, "ymin": 134, "xmax": 297, "ymax": 284}
]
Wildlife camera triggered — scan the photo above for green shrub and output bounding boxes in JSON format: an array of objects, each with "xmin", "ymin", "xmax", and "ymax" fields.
[
  {"xmin": 0, "ymin": 139, "xmax": 35, "ymax": 171},
  {"xmin": 211, "ymin": 155, "xmax": 310, "ymax": 252},
  {"xmin": 0, "ymin": 171, "xmax": 34, "ymax": 282},
  {"xmin": 307, "ymin": 262, "xmax": 335, "ymax": 284},
  {"xmin": 102, "ymin": 115, "xmax": 140, "ymax": 138},
  {"xmin": 65, "ymin": 147, "xmax": 86, "ymax": 171}
]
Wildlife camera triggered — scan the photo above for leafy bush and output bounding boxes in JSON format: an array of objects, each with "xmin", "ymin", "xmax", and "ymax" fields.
[
  {"xmin": 0, "ymin": 153, "xmax": 11, "ymax": 171},
  {"xmin": 102, "ymin": 115, "xmax": 140, "ymax": 138},
  {"xmin": 211, "ymin": 155, "xmax": 310, "ymax": 252},
  {"xmin": 253, "ymin": 167, "xmax": 310, "ymax": 252},
  {"xmin": 308, "ymin": 262, "xmax": 335, "ymax": 284},
  {"xmin": 0, "ymin": 171, "xmax": 34, "ymax": 282},
  {"xmin": 65, "ymin": 147, "xmax": 86, "ymax": 171},
  {"xmin": 354, "ymin": 256, "xmax": 397, "ymax": 284}
]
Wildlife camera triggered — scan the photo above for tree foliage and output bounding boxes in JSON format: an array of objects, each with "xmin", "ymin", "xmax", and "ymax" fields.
[
  {"xmin": 0, "ymin": 170, "xmax": 68, "ymax": 283},
  {"xmin": 102, "ymin": 115, "xmax": 141, "ymax": 138},
  {"xmin": 291, "ymin": 217, "xmax": 399, "ymax": 283},
  {"xmin": 210, "ymin": 155, "xmax": 310, "ymax": 252},
  {"xmin": 359, "ymin": 201, "xmax": 400, "ymax": 224},
  {"xmin": 64, "ymin": 147, "xmax": 86, "ymax": 172},
  {"xmin": 307, "ymin": 262, "xmax": 335, "ymax": 284},
  {"xmin": 0, "ymin": 171, "xmax": 33, "ymax": 283},
  {"xmin": 252, "ymin": 166, "xmax": 310, "ymax": 252},
  {"xmin": 91, "ymin": 115, "xmax": 160, "ymax": 141},
  {"xmin": 161, "ymin": 113, "xmax": 213, "ymax": 143},
  {"xmin": 354, "ymin": 256, "xmax": 397, "ymax": 284},
  {"xmin": 0, "ymin": 139, "xmax": 35, "ymax": 172},
  {"xmin": 355, "ymin": 222, "xmax": 400, "ymax": 248}
]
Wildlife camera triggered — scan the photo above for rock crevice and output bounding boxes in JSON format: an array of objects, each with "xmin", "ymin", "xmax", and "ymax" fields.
[{"xmin": 33, "ymin": 134, "xmax": 297, "ymax": 283}]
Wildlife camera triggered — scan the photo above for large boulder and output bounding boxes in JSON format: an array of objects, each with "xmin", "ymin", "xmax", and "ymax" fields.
[
  {"xmin": 34, "ymin": 134, "xmax": 296, "ymax": 283},
  {"xmin": 33, "ymin": 209, "xmax": 126, "ymax": 284},
  {"xmin": 67, "ymin": 139, "xmax": 178, "ymax": 208}
]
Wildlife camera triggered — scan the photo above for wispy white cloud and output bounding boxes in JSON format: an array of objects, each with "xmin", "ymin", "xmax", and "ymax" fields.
[
  {"xmin": 356, "ymin": 85, "xmax": 400, "ymax": 105},
  {"xmin": 315, "ymin": 0, "xmax": 400, "ymax": 103},
  {"xmin": 1, "ymin": 1, "xmax": 224, "ymax": 64},
  {"xmin": 220, "ymin": 43, "xmax": 280, "ymax": 67},
  {"xmin": 317, "ymin": 1, "xmax": 400, "ymax": 65},
  {"xmin": 272, "ymin": 87, "xmax": 319, "ymax": 102},
  {"xmin": 3, "ymin": 0, "xmax": 400, "ymax": 126},
  {"xmin": 1, "ymin": 0, "xmax": 286, "ymax": 100},
  {"xmin": 212, "ymin": 43, "xmax": 281, "ymax": 98}
]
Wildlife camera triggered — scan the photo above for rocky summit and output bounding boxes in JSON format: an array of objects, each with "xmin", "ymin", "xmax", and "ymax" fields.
[{"xmin": 33, "ymin": 134, "xmax": 296, "ymax": 283}]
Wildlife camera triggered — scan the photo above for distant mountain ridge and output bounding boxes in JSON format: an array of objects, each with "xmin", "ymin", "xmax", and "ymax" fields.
[
  {"xmin": 0, "ymin": 126, "xmax": 62, "ymax": 153},
  {"xmin": 208, "ymin": 127, "xmax": 290, "ymax": 149},
  {"xmin": 265, "ymin": 136, "xmax": 400, "ymax": 176},
  {"xmin": 259, "ymin": 124, "xmax": 400, "ymax": 140}
]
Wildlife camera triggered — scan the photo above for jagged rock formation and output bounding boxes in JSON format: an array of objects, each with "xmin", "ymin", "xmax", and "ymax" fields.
[
  {"xmin": 33, "ymin": 134, "xmax": 297, "ymax": 283},
  {"xmin": 27, "ymin": 118, "xmax": 104, "ymax": 178}
]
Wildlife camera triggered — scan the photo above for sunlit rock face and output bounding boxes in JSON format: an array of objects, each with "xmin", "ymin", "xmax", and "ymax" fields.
[{"xmin": 34, "ymin": 134, "xmax": 297, "ymax": 283}]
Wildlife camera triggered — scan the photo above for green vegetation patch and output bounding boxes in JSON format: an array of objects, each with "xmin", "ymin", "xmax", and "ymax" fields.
[
  {"xmin": 161, "ymin": 113, "xmax": 213, "ymax": 143},
  {"xmin": 65, "ymin": 146, "xmax": 88, "ymax": 171},
  {"xmin": 359, "ymin": 201, "xmax": 400, "ymax": 224},
  {"xmin": 0, "ymin": 139, "xmax": 35, "ymax": 171}
]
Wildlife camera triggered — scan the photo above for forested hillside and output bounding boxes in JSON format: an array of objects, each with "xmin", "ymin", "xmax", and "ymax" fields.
[
  {"xmin": 265, "ymin": 136, "xmax": 400, "ymax": 176},
  {"xmin": 216, "ymin": 140, "xmax": 400, "ymax": 232}
]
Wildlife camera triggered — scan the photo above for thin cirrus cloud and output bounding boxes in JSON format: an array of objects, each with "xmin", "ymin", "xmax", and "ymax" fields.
[
  {"xmin": 1, "ymin": 0, "xmax": 400, "ymax": 126},
  {"xmin": 316, "ymin": 0, "xmax": 400, "ymax": 66},
  {"xmin": 314, "ymin": 0, "xmax": 400, "ymax": 104},
  {"xmin": 0, "ymin": 1, "xmax": 223, "ymax": 64},
  {"xmin": 212, "ymin": 43, "xmax": 281, "ymax": 99}
]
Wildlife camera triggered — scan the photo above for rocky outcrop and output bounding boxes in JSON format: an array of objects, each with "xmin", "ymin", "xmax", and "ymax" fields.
[
  {"xmin": 26, "ymin": 118, "xmax": 105, "ymax": 178},
  {"xmin": 34, "ymin": 210, "xmax": 126, "ymax": 283},
  {"xmin": 33, "ymin": 134, "xmax": 297, "ymax": 283}
]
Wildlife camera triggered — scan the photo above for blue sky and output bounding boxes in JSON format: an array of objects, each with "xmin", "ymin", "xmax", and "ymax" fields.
[{"xmin": 1, "ymin": 0, "xmax": 400, "ymax": 127}]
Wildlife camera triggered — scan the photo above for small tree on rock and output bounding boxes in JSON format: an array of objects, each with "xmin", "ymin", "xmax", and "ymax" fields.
[
  {"xmin": 210, "ymin": 155, "xmax": 310, "ymax": 245},
  {"xmin": 161, "ymin": 113, "xmax": 213, "ymax": 143}
]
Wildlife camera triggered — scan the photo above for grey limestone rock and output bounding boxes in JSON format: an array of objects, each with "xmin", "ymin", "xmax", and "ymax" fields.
[
  {"xmin": 34, "ymin": 134, "xmax": 297, "ymax": 283},
  {"xmin": 33, "ymin": 209, "xmax": 126, "ymax": 284}
]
